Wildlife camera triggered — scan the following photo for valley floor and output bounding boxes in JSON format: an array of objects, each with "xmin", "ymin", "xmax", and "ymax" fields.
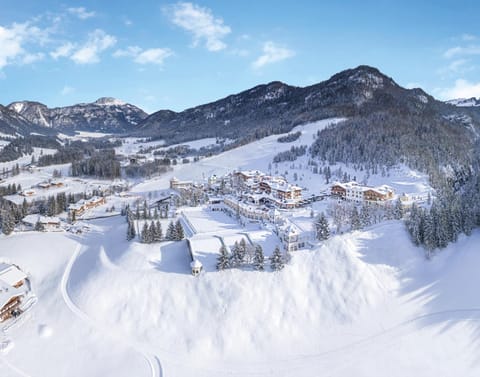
[{"xmin": 2, "ymin": 218, "xmax": 480, "ymax": 376}]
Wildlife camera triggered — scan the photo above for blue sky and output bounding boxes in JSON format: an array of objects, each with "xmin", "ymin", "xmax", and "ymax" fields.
[{"xmin": 1, "ymin": 0, "xmax": 480, "ymax": 113}]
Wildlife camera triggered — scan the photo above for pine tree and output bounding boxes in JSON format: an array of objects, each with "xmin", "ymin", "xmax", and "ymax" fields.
[
  {"xmin": 270, "ymin": 246, "xmax": 284, "ymax": 271},
  {"xmin": 230, "ymin": 241, "xmax": 241, "ymax": 267},
  {"xmin": 149, "ymin": 221, "xmax": 156, "ymax": 243},
  {"xmin": 143, "ymin": 200, "xmax": 148, "ymax": 220},
  {"xmin": 393, "ymin": 198, "xmax": 404, "ymax": 220},
  {"xmin": 315, "ymin": 212, "xmax": 330, "ymax": 241},
  {"xmin": 166, "ymin": 221, "xmax": 176, "ymax": 241},
  {"xmin": 253, "ymin": 245, "xmax": 264, "ymax": 271},
  {"xmin": 126, "ymin": 209, "xmax": 136, "ymax": 241},
  {"xmin": 35, "ymin": 219, "xmax": 45, "ymax": 231},
  {"xmin": 141, "ymin": 222, "xmax": 150, "ymax": 243},
  {"xmin": 216, "ymin": 245, "xmax": 230, "ymax": 270},
  {"xmin": 175, "ymin": 219, "xmax": 184, "ymax": 240},
  {"xmin": 154, "ymin": 220, "xmax": 163, "ymax": 242},
  {"xmin": 47, "ymin": 196, "xmax": 56, "ymax": 217},
  {"xmin": 350, "ymin": 206, "xmax": 361, "ymax": 230}
]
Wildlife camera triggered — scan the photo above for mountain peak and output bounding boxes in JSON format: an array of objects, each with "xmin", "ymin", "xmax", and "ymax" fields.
[{"xmin": 94, "ymin": 97, "xmax": 127, "ymax": 106}]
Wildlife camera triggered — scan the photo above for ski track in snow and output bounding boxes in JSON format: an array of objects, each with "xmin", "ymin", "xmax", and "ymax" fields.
[{"xmin": 60, "ymin": 244, "xmax": 163, "ymax": 377}]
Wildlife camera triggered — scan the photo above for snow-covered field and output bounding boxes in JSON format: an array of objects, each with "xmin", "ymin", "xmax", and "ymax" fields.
[
  {"xmin": 1, "ymin": 118, "xmax": 478, "ymax": 376},
  {"xmin": 2, "ymin": 218, "xmax": 480, "ymax": 376}
]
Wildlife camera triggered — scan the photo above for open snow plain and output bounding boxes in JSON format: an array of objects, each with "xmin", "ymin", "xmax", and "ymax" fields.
[{"xmin": 0, "ymin": 118, "xmax": 479, "ymax": 376}]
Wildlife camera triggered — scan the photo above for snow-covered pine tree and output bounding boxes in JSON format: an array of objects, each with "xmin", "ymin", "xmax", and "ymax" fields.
[
  {"xmin": 360, "ymin": 204, "xmax": 372, "ymax": 228},
  {"xmin": 230, "ymin": 241, "xmax": 241, "ymax": 268},
  {"xmin": 154, "ymin": 220, "xmax": 162, "ymax": 242},
  {"xmin": 393, "ymin": 198, "xmax": 404, "ymax": 220},
  {"xmin": 166, "ymin": 221, "xmax": 176, "ymax": 241},
  {"xmin": 141, "ymin": 222, "xmax": 150, "ymax": 243},
  {"xmin": 175, "ymin": 219, "xmax": 185, "ymax": 240},
  {"xmin": 253, "ymin": 244, "xmax": 264, "ymax": 271},
  {"xmin": 149, "ymin": 221, "xmax": 157, "ymax": 243},
  {"xmin": 270, "ymin": 246, "xmax": 284, "ymax": 271},
  {"xmin": 216, "ymin": 245, "xmax": 230, "ymax": 270},
  {"xmin": 238, "ymin": 238, "xmax": 247, "ymax": 263},
  {"xmin": 350, "ymin": 206, "xmax": 361, "ymax": 230},
  {"xmin": 315, "ymin": 212, "xmax": 330, "ymax": 241},
  {"xmin": 1, "ymin": 210, "xmax": 15, "ymax": 235},
  {"xmin": 35, "ymin": 220, "xmax": 45, "ymax": 232}
]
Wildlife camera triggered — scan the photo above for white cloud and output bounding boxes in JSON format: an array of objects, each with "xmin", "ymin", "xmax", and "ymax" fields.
[
  {"xmin": 135, "ymin": 48, "xmax": 173, "ymax": 65},
  {"xmin": 444, "ymin": 45, "xmax": 480, "ymax": 59},
  {"xmin": 113, "ymin": 46, "xmax": 142, "ymax": 58},
  {"xmin": 21, "ymin": 52, "xmax": 44, "ymax": 64},
  {"xmin": 67, "ymin": 7, "xmax": 96, "ymax": 20},
  {"xmin": 50, "ymin": 42, "xmax": 75, "ymax": 59},
  {"xmin": 0, "ymin": 22, "xmax": 48, "ymax": 70},
  {"xmin": 252, "ymin": 41, "xmax": 295, "ymax": 69},
  {"xmin": 462, "ymin": 34, "xmax": 477, "ymax": 41},
  {"xmin": 61, "ymin": 85, "xmax": 74, "ymax": 95},
  {"xmin": 114, "ymin": 46, "xmax": 173, "ymax": 65},
  {"xmin": 71, "ymin": 29, "xmax": 116, "ymax": 64},
  {"xmin": 435, "ymin": 79, "xmax": 480, "ymax": 100},
  {"xmin": 168, "ymin": 2, "xmax": 231, "ymax": 51}
]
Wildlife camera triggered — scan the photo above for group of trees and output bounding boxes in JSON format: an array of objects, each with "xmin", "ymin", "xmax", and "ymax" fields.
[
  {"xmin": 216, "ymin": 239, "xmax": 285, "ymax": 272},
  {"xmin": 126, "ymin": 202, "xmax": 185, "ymax": 243},
  {"xmin": 0, "ymin": 182, "xmax": 22, "ymax": 196},
  {"xmin": 165, "ymin": 220, "xmax": 185, "ymax": 241},
  {"xmin": 405, "ymin": 193, "xmax": 476, "ymax": 258},
  {"xmin": 277, "ymin": 131, "xmax": 301, "ymax": 143},
  {"xmin": 273, "ymin": 145, "xmax": 307, "ymax": 163},
  {"xmin": 327, "ymin": 198, "xmax": 404, "ymax": 234},
  {"xmin": 0, "ymin": 136, "xmax": 59, "ymax": 163},
  {"xmin": 71, "ymin": 149, "xmax": 121, "ymax": 179},
  {"xmin": 140, "ymin": 220, "xmax": 163, "ymax": 243}
]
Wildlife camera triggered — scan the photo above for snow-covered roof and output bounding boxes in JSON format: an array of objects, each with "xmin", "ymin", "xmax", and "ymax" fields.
[
  {"xmin": 0, "ymin": 279, "xmax": 24, "ymax": 311},
  {"xmin": 190, "ymin": 259, "xmax": 203, "ymax": 269},
  {"xmin": 22, "ymin": 215, "xmax": 60, "ymax": 225},
  {"xmin": 0, "ymin": 263, "xmax": 27, "ymax": 287}
]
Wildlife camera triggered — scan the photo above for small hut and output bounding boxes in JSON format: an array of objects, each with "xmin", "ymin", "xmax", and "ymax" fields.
[{"xmin": 190, "ymin": 259, "xmax": 203, "ymax": 276}]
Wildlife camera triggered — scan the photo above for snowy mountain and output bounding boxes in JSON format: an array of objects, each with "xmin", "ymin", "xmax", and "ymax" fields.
[
  {"xmin": 0, "ymin": 104, "xmax": 57, "ymax": 138},
  {"xmin": 446, "ymin": 97, "xmax": 480, "ymax": 107},
  {"xmin": 6, "ymin": 98, "xmax": 148, "ymax": 133},
  {"xmin": 134, "ymin": 65, "xmax": 457, "ymax": 144}
]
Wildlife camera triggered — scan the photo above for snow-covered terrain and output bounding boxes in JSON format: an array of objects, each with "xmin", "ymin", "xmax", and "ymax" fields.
[
  {"xmin": 3, "ymin": 217, "xmax": 480, "ymax": 376},
  {"xmin": 1, "ymin": 117, "xmax": 478, "ymax": 376}
]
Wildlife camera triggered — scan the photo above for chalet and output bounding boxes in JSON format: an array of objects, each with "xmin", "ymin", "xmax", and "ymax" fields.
[
  {"xmin": 20, "ymin": 189, "xmax": 36, "ymax": 197},
  {"xmin": 0, "ymin": 263, "xmax": 28, "ymax": 323},
  {"xmin": 170, "ymin": 177, "xmax": 193, "ymax": 190},
  {"xmin": 331, "ymin": 182, "xmax": 394, "ymax": 203},
  {"xmin": 363, "ymin": 185, "xmax": 394, "ymax": 202},
  {"xmin": 22, "ymin": 215, "xmax": 61, "ymax": 231},
  {"xmin": 276, "ymin": 221, "xmax": 311, "ymax": 252},
  {"xmin": 68, "ymin": 196, "xmax": 106, "ymax": 217}
]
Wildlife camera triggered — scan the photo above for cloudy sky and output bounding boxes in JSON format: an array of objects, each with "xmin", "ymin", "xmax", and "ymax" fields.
[{"xmin": 1, "ymin": 0, "xmax": 479, "ymax": 112}]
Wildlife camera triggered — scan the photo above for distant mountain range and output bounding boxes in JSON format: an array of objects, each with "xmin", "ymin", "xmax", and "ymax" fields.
[
  {"xmin": 446, "ymin": 97, "xmax": 480, "ymax": 107},
  {"xmin": 1, "ymin": 66, "xmax": 479, "ymax": 143},
  {"xmin": 5, "ymin": 97, "xmax": 147, "ymax": 135}
]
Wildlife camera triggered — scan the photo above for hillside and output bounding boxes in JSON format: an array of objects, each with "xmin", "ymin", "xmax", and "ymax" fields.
[{"xmin": 135, "ymin": 65, "xmax": 480, "ymax": 146}]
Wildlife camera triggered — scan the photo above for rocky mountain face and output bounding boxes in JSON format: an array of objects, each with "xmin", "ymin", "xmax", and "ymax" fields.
[
  {"xmin": 135, "ymin": 65, "xmax": 466, "ymax": 144},
  {"xmin": 0, "ymin": 104, "xmax": 57, "ymax": 138},
  {"xmin": 6, "ymin": 97, "xmax": 148, "ymax": 133}
]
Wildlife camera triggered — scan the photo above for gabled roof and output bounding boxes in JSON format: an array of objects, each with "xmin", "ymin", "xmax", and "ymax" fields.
[{"xmin": 0, "ymin": 263, "xmax": 27, "ymax": 287}]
